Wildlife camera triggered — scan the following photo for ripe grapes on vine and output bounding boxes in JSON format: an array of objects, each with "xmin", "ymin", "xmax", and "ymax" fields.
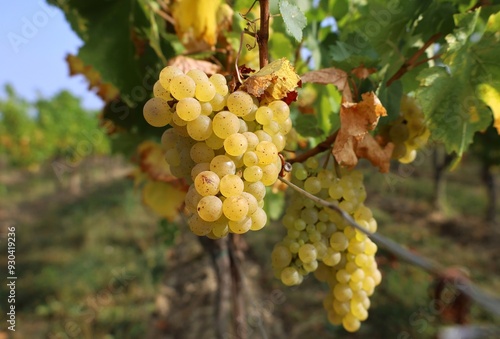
[{"xmin": 144, "ymin": 63, "xmax": 297, "ymax": 237}]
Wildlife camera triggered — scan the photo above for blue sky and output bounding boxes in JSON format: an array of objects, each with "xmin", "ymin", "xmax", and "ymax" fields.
[{"xmin": 0, "ymin": 1, "xmax": 103, "ymax": 110}]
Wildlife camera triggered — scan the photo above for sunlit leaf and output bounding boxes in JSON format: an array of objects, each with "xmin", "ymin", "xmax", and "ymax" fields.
[
  {"xmin": 301, "ymin": 67, "xmax": 352, "ymax": 102},
  {"xmin": 333, "ymin": 92, "xmax": 389, "ymax": 171},
  {"xmin": 477, "ymin": 84, "xmax": 500, "ymax": 135},
  {"xmin": 244, "ymin": 58, "xmax": 300, "ymax": 103},
  {"xmin": 279, "ymin": 0, "xmax": 307, "ymax": 42}
]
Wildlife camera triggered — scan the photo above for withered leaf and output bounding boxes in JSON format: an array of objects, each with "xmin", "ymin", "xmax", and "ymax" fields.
[
  {"xmin": 355, "ymin": 134, "xmax": 394, "ymax": 173},
  {"xmin": 333, "ymin": 92, "xmax": 390, "ymax": 172},
  {"xmin": 301, "ymin": 67, "xmax": 352, "ymax": 101},
  {"xmin": 351, "ymin": 65, "xmax": 377, "ymax": 80},
  {"xmin": 244, "ymin": 58, "xmax": 300, "ymax": 102},
  {"xmin": 134, "ymin": 141, "xmax": 188, "ymax": 189},
  {"xmin": 168, "ymin": 56, "xmax": 221, "ymax": 75}
]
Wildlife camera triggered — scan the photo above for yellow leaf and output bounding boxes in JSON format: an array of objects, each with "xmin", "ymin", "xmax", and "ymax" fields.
[
  {"xmin": 243, "ymin": 58, "xmax": 300, "ymax": 103},
  {"xmin": 135, "ymin": 141, "xmax": 172, "ymax": 182},
  {"xmin": 477, "ymin": 83, "xmax": 500, "ymax": 134},
  {"xmin": 142, "ymin": 181, "xmax": 186, "ymax": 220},
  {"xmin": 172, "ymin": 0, "xmax": 229, "ymax": 49}
]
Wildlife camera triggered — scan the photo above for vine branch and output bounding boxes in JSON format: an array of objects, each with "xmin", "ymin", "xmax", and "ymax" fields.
[
  {"xmin": 289, "ymin": 130, "xmax": 338, "ymax": 164},
  {"xmin": 386, "ymin": 33, "xmax": 442, "ymax": 87},
  {"xmin": 258, "ymin": 0, "xmax": 270, "ymax": 68},
  {"xmin": 279, "ymin": 176, "xmax": 500, "ymax": 316}
]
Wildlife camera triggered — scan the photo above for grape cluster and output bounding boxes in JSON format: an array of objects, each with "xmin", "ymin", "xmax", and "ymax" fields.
[
  {"xmin": 143, "ymin": 66, "xmax": 293, "ymax": 237},
  {"xmin": 271, "ymin": 159, "xmax": 381, "ymax": 332},
  {"xmin": 388, "ymin": 95, "xmax": 430, "ymax": 164}
]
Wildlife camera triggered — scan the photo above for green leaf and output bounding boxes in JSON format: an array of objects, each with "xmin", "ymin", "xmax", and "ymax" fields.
[
  {"xmin": 329, "ymin": 34, "xmax": 379, "ymax": 69},
  {"xmin": 294, "ymin": 114, "xmax": 324, "ymax": 137},
  {"xmin": 330, "ymin": 0, "xmax": 349, "ymax": 19},
  {"xmin": 377, "ymin": 80, "xmax": 403, "ymax": 121},
  {"xmin": 415, "ymin": 9, "xmax": 500, "ymax": 156},
  {"xmin": 321, "ymin": 85, "xmax": 342, "ymax": 133},
  {"xmin": 264, "ymin": 190, "xmax": 285, "ymax": 221},
  {"xmin": 50, "ymin": 0, "xmax": 170, "ymax": 107},
  {"xmin": 445, "ymin": 10, "xmax": 481, "ymax": 56},
  {"xmin": 414, "ymin": 2, "xmax": 456, "ymax": 39},
  {"xmin": 416, "ymin": 67, "xmax": 491, "ymax": 156},
  {"xmin": 269, "ymin": 32, "xmax": 294, "ymax": 60},
  {"xmin": 279, "ymin": 0, "xmax": 307, "ymax": 42},
  {"xmin": 305, "ymin": 28, "xmax": 321, "ymax": 68}
]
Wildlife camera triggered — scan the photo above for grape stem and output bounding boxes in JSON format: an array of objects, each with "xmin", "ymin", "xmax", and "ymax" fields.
[
  {"xmin": 288, "ymin": 130, "xmax": 338, "ymax": 164},
  {"xmin": 278, "ymin": 176, "xmax": 500, "ymax": 315}
]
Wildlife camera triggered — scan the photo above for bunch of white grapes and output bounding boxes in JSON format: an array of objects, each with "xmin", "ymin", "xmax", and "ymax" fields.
[
  {"xmin": 143, "ymin": 65, "xmax": 293, "ymax": 238},
  {"xmin": 389, "ymin": 95, "xmax": 430, "ymax": 164},
  {"xmin": 271, "ymin": 158, "xmax": 381, "ymax": 332}
]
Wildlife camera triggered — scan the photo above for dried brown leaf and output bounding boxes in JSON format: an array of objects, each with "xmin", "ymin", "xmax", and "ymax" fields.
[
  {"xmin": 351, "ymin": 65, "xmax": 377, "ymax": 80},
  {"xmin": 333, "ymin": 92, "xmax": 389, "ymax": 171},
  {"xmin": 134, "ymin": 141, "xmax": 187, "ymax": 188},
  {"xmin": 355, "ymin": 134, "xmax": 394, "ymax": 173},
  {"xmin": 168, "ymin": 56, "xmax": 221, "ymax": 75},
  {"xmin": 66, "ymin": 53, "xmax": 119, "ymax": 103},
  {"xmin": 301, "ymin": 67, "xmax": 352, "ymax": 101}
]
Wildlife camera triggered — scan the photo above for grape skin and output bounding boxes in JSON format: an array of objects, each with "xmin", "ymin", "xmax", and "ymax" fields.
[
  {"xmin": 170, "ymin": 74, "xmax": 196, "ymax": 100},
  {"xmin": 143, "ymin": 98, "xmax": 172, "ymax": 127},
  {"xmin": 197, "ymin": 196, "xmax": 223, "ymax": 222},
  {"xmin": 222, "ymin": 195, "xmax": 249, "ymax": 221}
]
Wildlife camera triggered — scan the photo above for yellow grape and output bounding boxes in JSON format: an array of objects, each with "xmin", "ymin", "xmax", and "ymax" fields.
[{"xmin": 143, "ymin": 97, "xmax": 172, "ymax": 127}]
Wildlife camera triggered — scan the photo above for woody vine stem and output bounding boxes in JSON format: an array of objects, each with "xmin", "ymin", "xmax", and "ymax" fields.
[{"xmin": 257, "ymin": 0, "xmax": 270, "ymax": 68}]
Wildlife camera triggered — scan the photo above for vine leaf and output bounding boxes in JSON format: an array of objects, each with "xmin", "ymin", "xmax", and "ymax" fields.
[
  {"xmin": 333, "ymin": 92, "xmax": 391, "ymax": 172},
  {"xmin": 477, "ymin": 84, "xmax": 500, "ymax": 134},
  {"xmin": 66, "ymin": 54, "xmax": 119, "ymax": 103},
  {"xmin": 301, "ymin": 68, "xmax": 352, "ymax": 102},
  {"xmin": 243, "ymin": 58, "xmax": 300, "ymax": 103},
  {"xmin": 168, "ymin": 56, "xmax": 221, "ymax": 75},
  {"xmin": 279, "ymin": 0, "xmax": 307, "ymax": 42},
  {"xmin": 416, "ymin": 10, "xmax": 500, "ymax": 155},
  {"xmin": 132, "ymin": 141, "xmax": 184, "ymax": 185},
  {"xmin": 142, "ymin": 181, "xmax": 186, "ymax": 220},
  {"xmin": 132, "ymin": 141, "xmax": 188, "ymax": 220},
  {"xmin": 355, "ymin": 134, "xmax": 394, "ymax": 173},
  {"xmin": 295, "ymin": 114, "xmax": 324, "ymax": 138},
  {"xmin": 172, "ymin": 0, "xmax": 233, "ymax": 50},
  {"xmin": 351, "ymin": 65, "xmax": 377, "ymax": 80}
]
